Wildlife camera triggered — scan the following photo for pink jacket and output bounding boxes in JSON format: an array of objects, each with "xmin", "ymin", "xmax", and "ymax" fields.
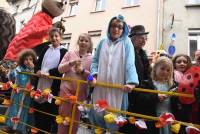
[{"xmin": 58, "ymin": 51, "xmax": 92, "ymax": 101}]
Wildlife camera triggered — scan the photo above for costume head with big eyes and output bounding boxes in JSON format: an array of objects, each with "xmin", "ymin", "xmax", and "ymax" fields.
[
  {"xmin": 4, "ymin": 0, "xmax": 67, "ymax": 61},
  {"xmin": 42, "ymin": 0, "xmax": 67, "ymax": 18}
]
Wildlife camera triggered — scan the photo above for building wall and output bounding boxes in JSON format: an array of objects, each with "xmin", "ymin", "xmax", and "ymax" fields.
[
  {"xmin": 55, "ymin": 0, "xmax": 159, "ymax": 54},
  {"xmin": 163, "ymin": 0, "xmax": 200, "ymax": 56},
  {"xmin": 0, "ymin": 0, "xmax": 41, "ymax": 33},
  {"xmin": 2, "ymin": 0, "xmax": 160, "ymax": 55}
]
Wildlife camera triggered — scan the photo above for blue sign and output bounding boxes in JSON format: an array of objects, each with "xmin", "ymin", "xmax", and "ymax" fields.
[
  {"xmin": 171, "ymin": 33, "xmax": 176, "ymax": 41},
  {"xmin": 168, "ymin": 45, "xmax": 176, "ymax": 56}
]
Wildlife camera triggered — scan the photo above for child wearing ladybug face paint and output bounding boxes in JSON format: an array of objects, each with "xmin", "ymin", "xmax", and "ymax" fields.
[
  {"xmin": 5, "ymin": 49, "xmax": 37, "ymax": 134},
  {"xmin": 171, "ymin": 54, "xmax": 200, "ymax": 134},
  {"xmin": 172, "ymin": 54, "xmax": 192, "ymax": 83}
]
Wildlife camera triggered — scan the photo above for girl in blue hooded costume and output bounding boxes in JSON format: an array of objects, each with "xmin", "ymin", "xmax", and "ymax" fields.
[
  {"xmin": 5, "ymin": 49, "xmax": 37, "ymax": 134},
  {"xmin": 89, "ymin": 15, "xmax": 139, "ymax": 132}
]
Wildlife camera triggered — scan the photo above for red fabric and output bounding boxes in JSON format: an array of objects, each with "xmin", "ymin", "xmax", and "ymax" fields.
[
  {"xmin": 4, "ymin": 12, "xmax": 52, "ymax": 61},
  {"xmin": 178, "ymin": 66, "xmax": 200, "ymax": 104}
]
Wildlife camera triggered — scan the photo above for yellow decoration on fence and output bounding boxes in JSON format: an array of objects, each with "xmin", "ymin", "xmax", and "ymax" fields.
[
  {"xmin": 104, "ymin": 113, "xmax": 116, "ymax": 123},
  {"xmin": 11, "ymin": 83, "xmax": 17, "ymax": 89},
  {"xmin": 31, "ymin": 128, "xmax": 39, "ymax": 134},
  {"xmin": 0, "ymin": 116, "xmax": 6, "ymax": 123},
  {"xmin": 42, "ymin": 88, "xmax": 52, "ymax": 96},
  {"xmin": 55, "ymin": 99, "xmax": 62, "ymax": 105},
  {"xmin": 171, "ymin": 123, "xmax": 181, "ymax": 133},
  {"xmin": 56, "ymin": 115, "xmax": 63, "ymax": 124},
  {"xmin": 128, "ymin": 116, "xmax": 136, "ymax": 124},
  {"xmin": 2, "ymin": 99, "xmax": 11, "ymax": 106},
  {"xmin": 95, "ymin": 128, "xmax": 103, "ymax": 134}
]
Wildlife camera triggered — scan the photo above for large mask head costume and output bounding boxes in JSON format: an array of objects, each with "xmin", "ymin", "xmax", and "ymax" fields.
[{"xmin": 4, "ymin": 0, "xmax": 67, "ymax": 61}]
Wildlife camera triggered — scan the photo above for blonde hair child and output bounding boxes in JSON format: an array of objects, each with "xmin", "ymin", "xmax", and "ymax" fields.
[
  {"xmin": 151, "ymin": 56, "xmax": 174, "ymax": 134},
  {"xmin": 58, "ymin": 33, "xmax": 93, "ymax": 134}
]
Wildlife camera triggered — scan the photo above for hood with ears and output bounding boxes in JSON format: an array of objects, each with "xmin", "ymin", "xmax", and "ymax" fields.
[{"xmin": 107, "ymin": 15, "xmax": 129, "ymax": 41}]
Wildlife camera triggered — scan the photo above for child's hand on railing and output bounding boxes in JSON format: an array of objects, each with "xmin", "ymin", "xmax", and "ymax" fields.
[
  {"xmin": 123, "ymin": 84, "xmax": 135, "ymax": 92},
  {"xmin": 158, "ymin": 94, "xmax": 168, "ymax": 102},
  {"xmin": 36, "ymin": 70, "xmax": 49, "ymax": 79}
]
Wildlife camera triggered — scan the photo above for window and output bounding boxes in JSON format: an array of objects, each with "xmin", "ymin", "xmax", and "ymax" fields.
[
  {"xmin": 69, "ymin": 3, "xmax": 78, "ymax": 16},
  {"xmin": 124, "ymin": 0, "xmax": 139, "ymax": 6},
  {"xmin": 88, "ymin": 30, "xmax": 101, "ymax": 37},
  {"xmin": 62, "ymin": 33, "xmax": 72, "ymax": 50},
  {"xmin": 188, "ymin": 31, "xmax": 200, "ymax": 59},
  {"xmin": 188, "ymin": 0, "xmax": 200, "ymax": 4},
  {"xmin": 95, "ymin": 0, "xmax": 106, "ymax": 11},
  {"xmin": 88, "ymin": 30, "xmax": 102, "ymax": 54}
]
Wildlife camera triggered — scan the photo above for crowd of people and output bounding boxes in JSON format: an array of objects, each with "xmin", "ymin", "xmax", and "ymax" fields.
[{"xmin": 0, "ymin": 14, "xmax": 200, "ymax": 134}]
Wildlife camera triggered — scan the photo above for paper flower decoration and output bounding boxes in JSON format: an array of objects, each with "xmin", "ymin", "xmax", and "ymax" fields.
[
  {"xmin": 186, "ymin": 126, "xmax": 200, "ymax": 134},
  {"xmin": 171, "ymin": 123, "xmax": 181, "ymax": 133},
  {"xmin": 31, "ymin": 128, "xmax": 39, "ymax": 134},
  {"xmin": 115, "ymin": 116, "xmax": 127, "ymax": 127},
  {"xmin": 55, "ymin": 115, "xmax": 63, "ymax": 124},
  {"xmin": 94, "ymin": 100, "xmax": 109, "ymax": 112},
  {"xmin": 77, "ymin": 105, "xmax": 84, "ymax": 111},
  {"xmin": 0, "ymin": 116, "xmax": 6, "ymax": 123},
  {"xmin": 2, "ymin": 81, "xmax": 12, "ymax": 90},
  {"xmin": 30, "ymin": 90, "xmax": 36, "ymax": 98},
  {"xmin": 33, "ymin": 89, "xmax": 42, "ymax": 100},
  {"xmin": 63, "ymin": 117, "xmax": 70, "ymax": 125},
  {"xmin": 29, "ymin": 107, "xmax": 35, "ymax": 113},
  {"xmin": 128, "ymin": 116, "xmax": 136, "ymax": 124},
  {"xmin": 104, "ymin": 113, "xmax": 116, "ymax": 123},
  {"xmin": 11, "ymin": 83, "xmax": 17, "ymax": 90},
  {"xmin": 156, "ymin": 113, "xmax": 175, "ymax": 128},
  {"xmin": 96, "ymin": 100, "xmax": 109, "ymax": 109},
  {"xmin": 13, "ymin": 87, "xmax": 20, "ymax": 94},
  {"xmin": 64, "ymin": 95, "xmax": 77, "ymax": 103},
  {"xmin": 25, "ymin": 83, "xmax": 33, "ymax": 92},
  {"xmin": 42, "ymin": 88, "xmax": 52, "ymax": 97},
  {"xmin": 95, "ymin": 128, "xmax": 103, "ymax": 134},
  {"xmin": 11, "ymin": 117, "xmax": 20, "ymax": 124},
  {"xmin": 135, "ymin": 120, "xmax": 147, "ymax": 129},
  {"xmin": 2, "ymin": 99, "xmax": 11, "ymax": 106},
  {"xmin": 55, "ymin": 99, "xmax": 62, "ymax": 105},
  {"xmin": 47, "ymin": 93, "xmax": 54, "ymax": 103},
  {"xmin": 155, "ymin": 122, "xmax": 162, "ymax": 128}
]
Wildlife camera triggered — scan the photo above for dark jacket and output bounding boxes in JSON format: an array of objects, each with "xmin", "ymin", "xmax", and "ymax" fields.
[
  {"xmin": 120, "ymin": 49, "xmax": 159, "ymax": 134},
  {"xmin": 34, "ymin": 44, "xmax": 67, "ymax": 96},
  {"xmin": 128, "ymin": 49, "xmax": 157, "ymax": 116}
]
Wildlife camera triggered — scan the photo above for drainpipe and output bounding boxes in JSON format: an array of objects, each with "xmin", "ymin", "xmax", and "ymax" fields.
[{"xmin": 156, "ymin": 0, "xmax": 161, "ymax": 50}]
